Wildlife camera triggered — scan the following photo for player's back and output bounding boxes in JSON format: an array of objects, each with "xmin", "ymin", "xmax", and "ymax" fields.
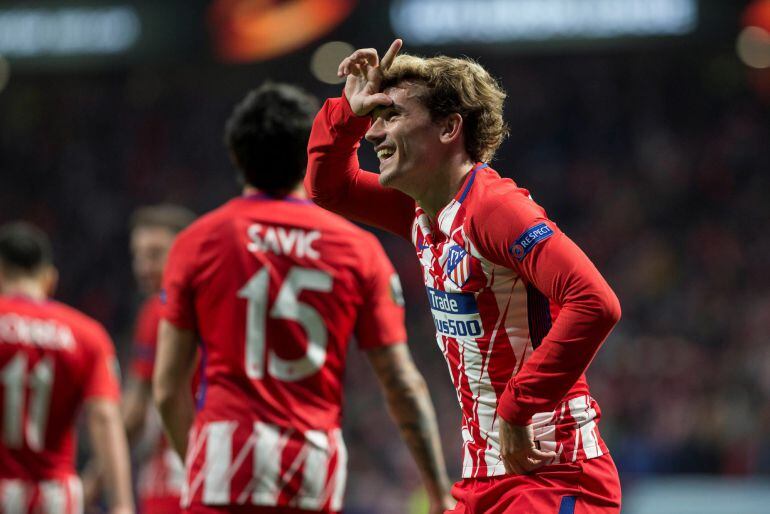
[
  {"xmin": 166, "ymin": 194, "xmax": 393, "ymax": 430},
  {"xmin": 163, "ymin": 193, "xmax": 404, "ymax": 509},
  {"xmin": 0, "ymin": 295, "xmax": 118, "ymax": 509}
]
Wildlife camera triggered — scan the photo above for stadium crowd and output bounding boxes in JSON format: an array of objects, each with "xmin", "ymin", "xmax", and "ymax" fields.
[{"xmin": 1, "ymin": 48, "xmax": 768, "ymax": 512}]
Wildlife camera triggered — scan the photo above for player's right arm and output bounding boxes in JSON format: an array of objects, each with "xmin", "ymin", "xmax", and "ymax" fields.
[
  {"xmin": 85, "ymin": 399, "xmax": 134, "ymax": 514},
  {"xmin": 305, "ymin": 40, "xmax": 415, "ymax": 240},
  {"xmin": 153, "ymin": 320, "xmax": 197, "ymax": 460},
  {"xmin": 154, "ymin": 231, "xmax": 200, "ymax": 461},
  {"xmin": 365, "ymin": 345, "xmax": 454, "ymax": 513}
]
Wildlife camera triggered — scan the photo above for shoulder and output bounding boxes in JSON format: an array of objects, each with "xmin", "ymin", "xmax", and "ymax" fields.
[
  {"xmin": 467, "ymin": 167, "xmax": 547, "ymax": 224},
  {"xmin": 462, "ymin": 166, "xmax": 556, "ymax": 265},
  {"xmin": 463, "ymin": 167, "xmax": 551, "ymax": 244},
  {"xmin": 308, "ymin": 203, "xmax": 384, "ymax": 249},
  {"xmin": 173, "ymin": 202, "xmax": 231, "ymax": 247},
  {"xmin": 48, "ymin": 300, "xmax": 112, "ymax": 350}
]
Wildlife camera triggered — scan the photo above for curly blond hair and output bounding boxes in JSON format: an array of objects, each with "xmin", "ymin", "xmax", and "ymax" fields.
[{"xmin": 382, "ymin": 54, "xmax": 508, "ymax": 163}]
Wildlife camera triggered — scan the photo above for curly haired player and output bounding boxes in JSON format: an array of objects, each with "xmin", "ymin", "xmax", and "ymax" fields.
[{"xmin": 305, "ymin": 40, "xmax": 622, "ymax": 513}]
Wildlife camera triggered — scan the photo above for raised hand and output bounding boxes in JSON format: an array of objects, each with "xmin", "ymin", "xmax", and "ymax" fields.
[
  {"xmin": 337, "ymin": 39, "xmax": 403, "ymax": 116},
  {"xmin": 498, "ymin": 418, "xmax": 558, "ymax": 475}
]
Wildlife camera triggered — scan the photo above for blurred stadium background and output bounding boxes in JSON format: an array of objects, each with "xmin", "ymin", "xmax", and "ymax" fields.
[{"xmin": 1, "ymin": 0, "xmax": 769, "ymax": 512}]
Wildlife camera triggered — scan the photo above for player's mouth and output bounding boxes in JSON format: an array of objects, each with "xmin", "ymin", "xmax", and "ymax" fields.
[{"xmin": 376, "ymin": 147, "xmax": 396, "ymax": 165}]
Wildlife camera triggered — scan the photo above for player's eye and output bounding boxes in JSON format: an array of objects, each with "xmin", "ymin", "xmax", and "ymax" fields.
[{"xmin": 384, "ymin": 110, "xmax": 399, "ymax": 121}]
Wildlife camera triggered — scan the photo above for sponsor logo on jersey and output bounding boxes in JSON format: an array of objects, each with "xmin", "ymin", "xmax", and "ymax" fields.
[
  {"xmin": 510, "ymin": 223, "xmax": 554, "ymax": 261},
  {"xmin": 445, "ymin": 245, "xmax": 471, "ymax": 288},
  {"xmin": 426, "ymin": 287, "xmax": 484, "ymax": 338}
]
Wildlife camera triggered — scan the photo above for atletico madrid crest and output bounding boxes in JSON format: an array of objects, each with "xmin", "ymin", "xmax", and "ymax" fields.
[{"xmin": 446, "ymin": 245, "xmax": 471, "ymax": 288}]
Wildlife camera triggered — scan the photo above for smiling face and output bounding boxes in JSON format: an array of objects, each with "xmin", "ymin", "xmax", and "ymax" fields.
[{"xmin": 365, "ymin": 83, "xmax": 446, "ymax": 199}]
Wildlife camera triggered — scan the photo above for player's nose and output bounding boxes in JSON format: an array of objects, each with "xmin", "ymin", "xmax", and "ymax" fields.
[{"xmin": 365, "ymin": 118, "xmax": 386, "ymax": 145}]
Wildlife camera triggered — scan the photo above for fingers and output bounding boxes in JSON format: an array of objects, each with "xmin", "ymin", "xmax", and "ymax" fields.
[
  {"xmin": 531, "ymin": 448, "xmax": 558, "ymax": 461},
  {"xmin": 337, "ymin": 40, "xmax": 402, "ymax": 78},
  {"xmin": 337, "ymin": 48, "xmax": 380, "ymax": 77},
  {"xmin": 380, "ymin": 39, "xmax": 403, "ymax": 70},
  {"xmin": 361, "ymin": 93, "xmax": 393, "ymax": 112},
  {"xmin": 502, "ymin": 448, "xmax": 557, "ymax": 475}
]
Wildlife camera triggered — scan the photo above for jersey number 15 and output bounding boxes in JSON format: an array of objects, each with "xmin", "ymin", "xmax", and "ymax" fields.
[{"xmin": 238, "ymin": 266, "xmax": 332, "ymax": 382}]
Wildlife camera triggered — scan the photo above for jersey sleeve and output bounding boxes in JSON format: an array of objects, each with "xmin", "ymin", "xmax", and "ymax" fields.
[
  {"xmin": 129, "ymin": 299, "xmax": 161, "ymax": 382},
  {"xmin": 354, "ymin": 234, "xmax": 407, "ymax": 349},
  {"xmin": 467, "ymin": 188, "xmax": 621, "ymax": 425},
  {"xmin": 161, "ymin": 231, "xmax": 198, "ymax": 331},
  {"xmin": 305, "ymin": 94, "xmax": 416, "ymax": 240},
  {"xmin": 82, "ymin": 323, "xmax": 121, "ymax": 403}
]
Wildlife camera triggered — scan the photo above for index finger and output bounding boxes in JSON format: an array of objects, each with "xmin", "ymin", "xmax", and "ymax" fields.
[{"xmin": 380, "ymin": 39, "xmax": 403, "ymax": 70}]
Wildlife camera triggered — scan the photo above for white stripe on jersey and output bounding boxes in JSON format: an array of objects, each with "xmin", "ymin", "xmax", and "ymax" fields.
[
  {"xmin": 293, "ymin": 430, "xmax": 328, "ymax": 510},
  {"xmin": 40, "ymin": 479, "xmax": 67, "ymax": 514},
  {"xmin": 185, "ymin": 421, "xmax": 347, "ymax": 509},
  {"xmin": 247, "ymin": 421, "xmax": 286, "ymax": 506},
  {"xmin": 569, "ymin": 395, "xmax": 604, "ymax": 460},
  {"xmin": 67, "ymin": 476, "xmax": 83, "ymax": 514},
  {"xmin": 182, "ymin": 424, "xmax": 209, "ymax": 507},
  {"xmin": 329, "ymin": 429, "xmax": 347, "ymax": 512},
  {"xmin": 1, "ymin": 480, "xmax": 27, "ymax": 512},
  {"xmin": 203, "ymin": 421, "xmax": 237, "ymax": 504},
  {"xmin": 532, "ymin": 404, "xmax": 562, "ymax": 459}
]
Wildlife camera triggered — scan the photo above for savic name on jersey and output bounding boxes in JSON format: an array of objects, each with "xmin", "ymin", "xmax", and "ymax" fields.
[
  {"xmin": 247, "ymin": 223, "xmax": 321, "ymax": 259},
  {"xmin": 427, "ymin": 287, "xmax": 484, "ymax": 338}
]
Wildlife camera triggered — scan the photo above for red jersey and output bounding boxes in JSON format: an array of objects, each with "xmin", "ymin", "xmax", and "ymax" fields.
[
  {"xmin": 0, "ymin": 295, "xmax": 120, "ymax": 512},
  {"xmin": 306, "ymin": 96, "xmax": 621, "ymax": 478},
  {"xmin": 161, "ymin": 194, "xmax": 406, "ymax": 511},
  {"xmin": 129, "ymin": 296, "xmax": 185, "ymax": 513}
]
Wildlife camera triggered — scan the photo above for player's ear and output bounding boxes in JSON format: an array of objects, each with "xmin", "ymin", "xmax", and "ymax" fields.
[
  {"xmin": 439, "ymin": 113, "xmax": 463, "ymax": 145},
  {"xmin": 42, "ymin": 265, "xmax": 58, "ymax": 297}
]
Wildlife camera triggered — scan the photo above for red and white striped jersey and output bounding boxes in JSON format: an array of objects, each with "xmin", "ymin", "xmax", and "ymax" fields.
[
  {"xmin": 306, "ymin": 96, "xmax": 621, "ymax": 479},
  {"xmin": 0, "ymin": 477, "xmax": 84, "ymax": 514},
  {"xmin": 0, "ymin": 295, "xmax": 121, "ymax": 513},
  {"xmin": 161, "ymin": 194, "xmax": 406, "ymax": 510}
]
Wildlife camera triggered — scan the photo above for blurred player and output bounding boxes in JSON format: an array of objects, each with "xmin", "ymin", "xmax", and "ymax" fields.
[
  {"xmin": 0, "ymin": 222, "xmax": 133, "ymax": 514},
  {"xmin": 305, "ymin": 40, "xmax": 622, "ymax": 513},
  {"xmin": 153, "ymin": 82, "xmax": 453, "ymax": 514},
  {"xmin": 83, "ymin": 205, "xmax": 195, "ymax": 513},
  {"xmin": 121, "ymin": 205, "xmax": 197, "ymax": 513}
]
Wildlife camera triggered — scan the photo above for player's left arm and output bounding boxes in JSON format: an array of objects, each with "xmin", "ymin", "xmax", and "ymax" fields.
[
  {"xmin": 356, "ymin": 235, "xmax": 453, "ymax": 512},
  {"xmin": 469, "ymin": 191, "xmax": 621, "ymax": 472},
  {"xmin": 365, "ymin": 345, "xmax": 454, "ymax": 513},
  {"xmin": 153, "ymin": 319, "xmax": 197, "ymax": 461}
]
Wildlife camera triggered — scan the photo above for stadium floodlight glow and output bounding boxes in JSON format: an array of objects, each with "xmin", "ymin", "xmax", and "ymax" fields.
[
  {"xmin": 390, "ymin": 0, "xmax": 698, "ymax": 45},
  {"xmin": 0, "ymin": 6, "xmax": 140, "ymax": 57}
]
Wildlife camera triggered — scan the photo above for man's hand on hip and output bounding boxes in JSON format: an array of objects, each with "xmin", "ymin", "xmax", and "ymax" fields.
[{"xmin": 499, "ymin": 417, "xmax": 558, "ymax": 475}]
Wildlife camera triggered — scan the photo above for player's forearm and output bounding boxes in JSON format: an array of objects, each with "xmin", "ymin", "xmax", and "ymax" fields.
[
  {"xmin": 383, "ymin": 371, "xmax": 452, "ymax": 501},
  {"xmin": 87, "ymin": 400, "xmax": 134, "ymax": 513},
  {"xmin": 155, "ymin": 386, "xmax": 194, "ymax": 460},
  {"xmin": 306, "ymin": 97, "xmax": 415, "ymax": 238},
  {"xmin": 154, "ymin": 320, "xmax": 197, "ymax": 460},
  {"xmin": 498, "ymin": 288, "xmax": 621, "ymax": 425},
  {"xmin": 122, "ymin": 378, "xmax": 152, "ymax": 445},
  {"xmin": 306, "ymin": 96, "xmax": 368, "ymax": 207}
]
